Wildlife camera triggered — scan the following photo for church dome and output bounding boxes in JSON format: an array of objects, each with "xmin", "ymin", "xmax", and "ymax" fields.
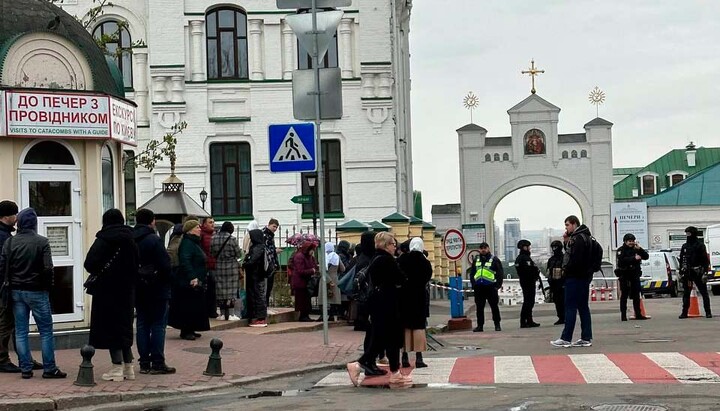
[{"xmin": 0, "ymin": 0, "xmax": 123, "ymax": 97}]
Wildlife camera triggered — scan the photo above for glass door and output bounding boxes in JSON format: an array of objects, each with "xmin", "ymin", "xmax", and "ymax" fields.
[{"xmin": 19, "ymin": 170, "xmax": 83, "ymax": 323}]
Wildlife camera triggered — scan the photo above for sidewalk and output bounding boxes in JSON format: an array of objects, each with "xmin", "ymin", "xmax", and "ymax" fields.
[{"xmin": 0, "ymin": 323, "xmax": 364, "ymax": 410}]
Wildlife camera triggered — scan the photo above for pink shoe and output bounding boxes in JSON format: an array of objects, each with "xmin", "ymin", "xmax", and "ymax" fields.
[
  {"xmin": 346, "ymin": 362, "xmax": 361, "ymax": 387},
  {"xmin": 388, "ymin": 371, "xmax": 413, "ymax": 389}
]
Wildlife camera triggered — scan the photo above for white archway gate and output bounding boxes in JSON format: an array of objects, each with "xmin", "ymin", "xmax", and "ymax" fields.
[{"xmin": 457, "ymin": 94, "xmax": 613, "ymax": 267}]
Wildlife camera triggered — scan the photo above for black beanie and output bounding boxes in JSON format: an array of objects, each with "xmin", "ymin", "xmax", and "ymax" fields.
[{"xmin": 0, "ymin": 201, "xmax": 18, "ymax": 218}]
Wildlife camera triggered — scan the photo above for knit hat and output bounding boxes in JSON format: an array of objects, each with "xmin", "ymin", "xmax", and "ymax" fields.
[
  {"xmin": 183, "ymin": 220, "xmax": 200, "ymax": 233},
  {"xmin": 0, "ymin": 201, "xmax": 18, "ymax": 218}
]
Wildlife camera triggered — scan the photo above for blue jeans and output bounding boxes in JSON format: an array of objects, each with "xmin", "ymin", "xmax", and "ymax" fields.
[
  {"xmin": 12, "ymin": 290, "xmax": 57, "ymax": 373},
  {"xmin": 561, "ymin": 278, "xmax": 593, "ymax": 342},
  {"xmin": 136, "ymin": 299, "xmax": 169, "ymax": 368}
]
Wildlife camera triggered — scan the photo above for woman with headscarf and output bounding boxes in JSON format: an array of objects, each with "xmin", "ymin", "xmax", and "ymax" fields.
[
  {"xmin": 244, "ymin": 228, "xmax": 269, "ymax": 327},
  {"xmin": 291, "ymin": 241, "xmax": 318, "ymax": 322},
  {"xmin": 398, "ymin": 237, "xmax": 433, "ymax": 369},
  {"xmin": 211, "ymin": 222, "xmax": 242, "ymax": 321},
  {"xmin": 84, "ymin": 209, "xmax": 139, "ymax": 381},
  {"xmin": 241, "ymin": 221, "xmax": 260, "ymax": 320},
  {"xmin": 322, "ymin": 242, "xmax": 345, "ymax": 321},
  {"xmin": 168, "ymin": 220, "xmax": 210, "ymax": 340}
]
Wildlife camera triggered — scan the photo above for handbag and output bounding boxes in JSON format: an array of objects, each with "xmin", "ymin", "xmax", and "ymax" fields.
[
  {"xmin": 307, "ymin": 274, "xmax": 321, "ymax": 298},
  {"xmin": 84, "ymin": 247, "xmax": 120, "ymax": 295}
]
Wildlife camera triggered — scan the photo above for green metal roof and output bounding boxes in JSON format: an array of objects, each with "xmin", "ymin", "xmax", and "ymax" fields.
[
  {"xmin": 367, "ymin": 221, "xmax": 391, "ymax": 232},
  {"xmin": 408, "ymin": 216, "xmax": 423, "ymax": 225},
  {"xmin": 613, "ymin": 167, "xmax": 642, "ymax": 176},
  {"xmin": 381, "ymin": 212, "xmax": 410, "ymax": 223},
  {"xmin": 614, "ymin": 147, "xmax": 720, "ymax": 200},
  {"xmin": 336, "ymin": 219, "xmax": 370, "ymax": 232},
  {"xmin": 422, "ymin": 221, "xmax": 436, "ymax": 230},
  {"xmin": 644, "ymin": 162, "xmax": 720, "ymax": 206}
]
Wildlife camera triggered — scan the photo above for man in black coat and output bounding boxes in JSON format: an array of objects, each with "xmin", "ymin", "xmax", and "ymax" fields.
[
  {"xmin": 262, "ymin": 219, "xmax": 280, "ymax": 310},
  {"xmin": 134, "ymin": 209, "xmax": 175, "ymax": 375},
  {"xmin": 471, "ymin": 242, "xmax": 503, "ymax": 332},
  {"xmin": 546, "ymin": 240, "xmax": 566, "ymax": 325},
  {"xmin": 515, "ymin": 239, "xmax": 541, "ymax": 328},
  {"xmin": 615, "ymin": 233, "xmax": 649, "ymax": 321},
  {"xmin": 679, "ymin": 226, "xmax": 712, "ymax": 319}
]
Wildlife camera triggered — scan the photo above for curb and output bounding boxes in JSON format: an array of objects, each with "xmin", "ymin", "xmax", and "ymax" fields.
[{"xmin": 0, "ymin": 362, "xmax": 348, "ymax": 411}]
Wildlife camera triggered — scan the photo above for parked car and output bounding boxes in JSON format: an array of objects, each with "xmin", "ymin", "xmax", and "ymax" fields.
[
  {"xmin": 640, "ymin": 250, "xmax": 681, "ymax": 297},
  {"xmin": 706, "ymin": 224, "xmax": 720, "ymax": 295}
]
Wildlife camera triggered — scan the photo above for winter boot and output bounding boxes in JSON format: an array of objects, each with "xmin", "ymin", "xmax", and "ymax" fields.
[
  {"xmin": 494, "ymin": 322, "xmax": 502, "ymax": 332},
  {"xmin": 123, "ymin": 362, "xmax": 135, "ymax": 380},
  {"xmin": 102, "ymin": 364, "xmax": 125, "ymax": 382},
  {"xmin": 401, "ymin": 352, "xmax": 411, "ymax": 368},
  {"xmin": 415, "ymin": 352, "xmax": 427, "ymax": 368}
]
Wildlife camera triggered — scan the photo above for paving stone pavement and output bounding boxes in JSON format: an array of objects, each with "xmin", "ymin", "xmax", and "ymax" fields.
[{"xmin": 0, "ymin": 325, "xmax": 363, "ymax": 401}]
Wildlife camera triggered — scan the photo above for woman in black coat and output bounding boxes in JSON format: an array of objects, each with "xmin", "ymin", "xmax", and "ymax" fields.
[
  {"xmin": 84, "ymin": 209, "xmax": 139, "ymax": 382},
  {"xmin": 346, "ymin": 232, "xmax": 412, "ymax": 389},
  {"xmin": 168, "ymin": 220, "xmax": 211, "ymax": 340},
  {"xmin": 398, "ymin": 237, "xmax": 433, "ymax": 368}
]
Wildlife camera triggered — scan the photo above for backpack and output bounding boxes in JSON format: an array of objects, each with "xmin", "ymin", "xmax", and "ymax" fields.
[
  {"xmin": 589, "ymin": 236, "xmax": 603, "ymax": 273},
  {"xmin": 353, "ymin": 257, "xmax": 377, "ymax": 303}
]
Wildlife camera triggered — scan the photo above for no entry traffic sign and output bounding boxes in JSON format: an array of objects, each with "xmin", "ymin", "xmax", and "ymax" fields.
[{"xmin": 443, "ymin": 229, "xmax": 466, "ymax": 261}]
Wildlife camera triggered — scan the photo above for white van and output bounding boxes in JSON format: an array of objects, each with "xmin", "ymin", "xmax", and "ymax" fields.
[
  {"xmin": 705, "ymin": 224, "xmax": 720, "ymax": 295},
  {"xmin": 640, "ymin": 251, "xmax": 682, "ymax": 297}
]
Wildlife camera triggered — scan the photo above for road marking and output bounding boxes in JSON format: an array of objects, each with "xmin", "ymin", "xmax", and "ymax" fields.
[
  {"xmin": 683, "ymin": 352, "xmax": 720, "ymax": 378},
  {"xmin": 533, "ymin": 354, "xmax": 585, "ymax": 384},
  {"xmin": 412, "ymin": 358, "xmax": 455, "ymax": 384},
  {"xmin": 495, "ymin": 356, "xmax": 539, "ymax": 384},
  {"xmin": 315, "ymin": 371, "xmax": 352, "ymax": 387},
  {"xmin": 570, "ymin": 353, "xmax": 632, "ymax": 384},
  {"xmin": 644, "ymin": 352, "xmax": 720, "ymax": 383},
  {"xmin": 606, "ymin": 353, "xmax": 679, "ymax": 384},
  {"xmin": 449, "ymin": 356, "xmax": 494, "ymax": 384}
]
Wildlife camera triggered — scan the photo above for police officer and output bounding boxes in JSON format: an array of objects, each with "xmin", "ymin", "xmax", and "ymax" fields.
[
  {"xmin": 516, "ymin": 239, "xmax": 541, "ymax": 328},
  {"xmin": 615, "ymin": 233, "xmax": 649, "ymax": 321},
  {"xmin": 546, "ymin": 240, "xmax": 565, "ymax": 325},
  {"xmin": 470, "ymin": 242, "xmax": 503, "ymax": 332},
  {"xmin": 679, "ymin": 226, "xmax": 712, "ymax": 319}
]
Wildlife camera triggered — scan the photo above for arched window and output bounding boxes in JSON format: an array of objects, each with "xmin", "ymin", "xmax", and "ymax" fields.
[
  {"xmin": 493, "ymin": 153, "xmax": 500, "ymax": 161},
  {"xmin": 571, "ymin": 150, "xmax": 578, "ymax": 158},
  {"xmin": 206, "ymin": 7, "xmax": 249, "ymax": 79},
  {"xmin": 561, "ymin": 151, "xmax": 568, "ymax": 159},
  {"xmin": 93, "ymin": 21, "xmax": 133, "ymax": 88},
  {"xmin": 24, "ymin": 141, "xmax": 75, "ymax": 165},
  {"xmin": 580, "ymin": 149, "xmax": 588, "ymax": 158},
  {"xmin": 485, "ymin": 154, "xmax": 491, "ymax": 162},
  {"xmin": 502, "ymin": 153, "xmax": 509, "ymax": 161},
  {"xmin": 102, "ymin": 145, "xmax": 114, "ymax": 212}
]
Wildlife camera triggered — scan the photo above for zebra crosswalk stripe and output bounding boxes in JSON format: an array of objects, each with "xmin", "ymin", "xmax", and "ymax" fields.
[{"xmin": 569, "ymin": 353, "xmax": 632, "ymax": 384}]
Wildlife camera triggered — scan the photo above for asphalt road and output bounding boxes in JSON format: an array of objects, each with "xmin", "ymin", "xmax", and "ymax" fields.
[{"xmin": 70, "ymin": 294, "xmax": 720, "ymax": 411}]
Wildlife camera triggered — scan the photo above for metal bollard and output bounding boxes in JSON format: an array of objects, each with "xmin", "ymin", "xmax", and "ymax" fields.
[
  {"xmin": 73, "ymin": 345, "xmax": 96, "ymax": 387},
  {"xmin": 203, "ymin": 338, "xmax": 225, "ymax": 377}
]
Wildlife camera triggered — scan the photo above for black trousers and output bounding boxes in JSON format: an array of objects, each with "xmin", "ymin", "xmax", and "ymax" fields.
[
  {"xmin": 359, "ymin": 321, "xmax": 400, "ymax": 373},
  {"xmin": 473, "ymin": 285, "xmax": 500, "ymax": 327},
  {"xmin": 682, "ymin": 276, "xmax": 712, "ymax": 316},
  {"xmin": 520, "ymin": 284, "xmax": 536, "ymax": 325},
  {"xmin": 206, "ymin": 272, "xmax": 217, "ymax": 317},
  {"xmin": 619, "ymin": 278, "xmax": 642, "ymax": 318},
  {"xmin": 549, "ymin": 281, "xmax": 565, "ymax": 321},
  {"xmin": 266, "ymin": 273, "xmax": 275, "ymax": 308}
]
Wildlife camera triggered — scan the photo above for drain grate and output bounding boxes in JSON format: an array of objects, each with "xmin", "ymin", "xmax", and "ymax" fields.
[
  {"xmin": 592, "ymin": 405, "xmax": 667, "ymax": 411},
  {"xmin": 456, "ymin": 345, "xmax": 481, "ymax": 351},
  {"xmin": 635, "ymin": 339, "xmax": 675, "ymax": 344}
]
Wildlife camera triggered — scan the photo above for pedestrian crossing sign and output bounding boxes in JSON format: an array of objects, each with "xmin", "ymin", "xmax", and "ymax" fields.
[{"xmin": 268, "ymin": 123, "xmax": 316, "ymax": 173}]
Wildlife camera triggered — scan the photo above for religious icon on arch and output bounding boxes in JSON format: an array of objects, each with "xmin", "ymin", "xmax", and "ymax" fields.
[{"xmin": 524, "ymin": 129, "xmax": 546, "ymax": 155}]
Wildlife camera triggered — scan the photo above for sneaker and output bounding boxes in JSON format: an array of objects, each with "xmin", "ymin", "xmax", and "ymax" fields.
[
  {"xmin": 228, "ymin": 315, "xmax": 241, "ymax": 321},
  {"xmin": 679, "ymin": 314, "xmax": 688, "ymax": 319},
  {"xmin": 0, "ymin": 362, "xmax": 21, "ymax": 373},
  {"xmin": 21, "ymin": 370, "xmax": 33, "ymax": 379},
  {"xmin": 249, "ymin": 319, "xmax": 268, "ymax": 328},
  {"xmin": 139, "ymin": 364, "xmax": 152, "ymax": 374},
  {"xmin": 707, "ymin": 313, "xmax": 713, "ymax": 319},
  {"xmin": 42, "ymin": 369, "xmax": 67, "ymax": 379},
  {"xmin": 150, "ymin": 364, "xmax": 177, "ymax": 375},
  {"xmin": 550, "ymin": 339, "xmax": 572, "ymax": 348},
  {"xmin": 180, "ymin": 333, "xmax": 196, "ymax": 341},
  {"xmin": 494, "ymin": 324, "xmax": 502, "ymax": 332},
  {"xmin": 472, "ymin": 326, "xmax": 483, "ymax": 332},
  {"xmin": 388, "ymin": 372, "xmax": 412, "ymax": 389},
  {"xmin": 31, "ymin": 360, "xmax": 44, "ymax": 371},
  {"xmin": 193, "ymin": 332, "xmax": 202, "ymax": 338},
  {"xmin": 571, "ymin": 339, "xmax": 593, "ymax": 347}
]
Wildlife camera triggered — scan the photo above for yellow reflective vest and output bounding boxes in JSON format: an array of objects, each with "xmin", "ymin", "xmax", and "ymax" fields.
[{"xmin": 474, "ymin": 257, "xmax": 496, "ymax": 285}]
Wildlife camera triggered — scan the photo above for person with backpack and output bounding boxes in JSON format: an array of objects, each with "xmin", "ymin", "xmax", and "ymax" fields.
[
  {"xmin": 551, "ymin": 215, "xmax": 596, "ymax": 348},
  {"xmin": 515, "ymin": 239, "xmax": 541, "ymax": 328},
  {"xmin": 352, "ymin": 231, "xmax": 377, "ymax": 332},
  {"xmin": 84, "ymin": 209, "xmax": 138, "ymax": 381},
  {"xmin": 679, "ymin": 226, "xmax": 712, "ymax": 319},
  {"xmin": 470, "ymin": 242, "xmax": 503, "ymax": 332},
  {"xmin": 133, "ymin": 209, "xmax": 175, "ymax": 375},
  {"xmin": 244, "ymin": 228, "xmax": 269, "ymax": 327},
  {"xmin": 211, "ymin": 222, "xmax": 242, "ymax": 321},
  {"xmin": 615, "ymin": 233, "xmax": 649, "ymax": 321}
]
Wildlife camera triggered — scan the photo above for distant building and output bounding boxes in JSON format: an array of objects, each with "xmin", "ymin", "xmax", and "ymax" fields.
[
  {"xmin": 494, "ymin": 223, "xmax": 502, "ymax": 257},
  {"xmin": 504, "ymin": 218, "xmax": 521, "ymax": 262},
  {"xmin": 431, "ymin": 203, "xmax": 461, "ymax": 235}
]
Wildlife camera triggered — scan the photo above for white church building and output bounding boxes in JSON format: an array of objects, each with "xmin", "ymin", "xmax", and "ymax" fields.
[{"xmin": 59, "ymin": 0, "xmax": 415, "ymax": 227}]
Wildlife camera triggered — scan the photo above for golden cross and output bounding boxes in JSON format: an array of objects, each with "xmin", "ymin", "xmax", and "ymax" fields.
[{"xmin": 522, "ymin": 59, "xmax": 545, "ymax": 94}]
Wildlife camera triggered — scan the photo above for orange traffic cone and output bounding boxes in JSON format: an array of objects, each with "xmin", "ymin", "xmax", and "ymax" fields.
[
  {"xmin": 631, "ymin": 293, "xmax": 651, "ymax": 319},
  {"xmin": 688, "ymin": 283, "xmax": 702, "ymax": 318}
]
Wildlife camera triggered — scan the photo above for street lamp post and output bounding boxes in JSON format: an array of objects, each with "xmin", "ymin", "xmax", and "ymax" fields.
[
  {"xmin": 306, "ymin": 174, "xmax": 318, "ymax": 234},
  {"xmin": 199, "ymin": 188, "xmax": 208, "ymax": 210}
]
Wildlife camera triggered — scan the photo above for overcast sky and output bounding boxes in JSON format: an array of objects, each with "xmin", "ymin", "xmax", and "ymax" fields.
[{"xmin": 409, "ymin": 1, "xmax": 720, "ymax": 230}]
